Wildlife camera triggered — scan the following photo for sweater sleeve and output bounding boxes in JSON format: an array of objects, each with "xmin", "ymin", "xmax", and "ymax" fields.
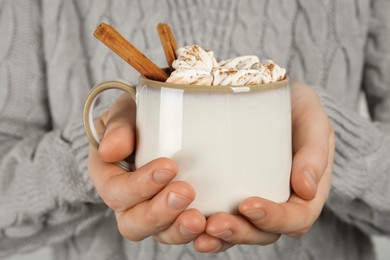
[
  {"xmin": 318, "ymin": 0, "xmax": 390, "ymax": 235},
  {"xmin": 362, "ymin": 0, "xmax": 390, "ymax": 124},
  {"xmin": 317, "ymin": 88, "xmax": 390, "ymax": 236},
  {"xmin": 0, "ymin": 1, "xmax": 108, "ymax": 257}
]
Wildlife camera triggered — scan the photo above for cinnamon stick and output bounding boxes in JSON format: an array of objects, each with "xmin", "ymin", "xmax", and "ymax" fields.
[
  {"xmin": 94, "ymin": 23, "xmax": 168, "ymax": 81},
  {"xmin": 157, "ymin": 23, "xmax": 176, "ymax": 72},
  {"xmin": 165, "ymin": 24, "xmax": 178, "ymax": 55}
]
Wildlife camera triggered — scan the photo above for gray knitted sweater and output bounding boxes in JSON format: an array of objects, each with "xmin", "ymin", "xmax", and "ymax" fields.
[{"xmin": 1, "ymin": 0, "xmax": 390, "ymax": 259}]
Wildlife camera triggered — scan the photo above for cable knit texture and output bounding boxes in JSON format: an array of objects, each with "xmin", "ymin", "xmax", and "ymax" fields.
[{"xmin": 0, "ymin": 0, "xmax": 390, "ymax": 259}]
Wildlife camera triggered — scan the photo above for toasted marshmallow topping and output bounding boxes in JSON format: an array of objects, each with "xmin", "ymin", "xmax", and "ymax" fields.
[
  {"xmin": 212, "ymin": 69, "xmax": 263, "ymax": 86},
  {"xmin": 173, "ymin": 45, "xmax": 218, "ymax": 72},
  {"xmin": 166, "ymin": 68, "xmax": 213, "ymax": 85},
  {"xmin": 251, "ymin": 60, "xmax": 286, "ymax": 83},
  {"xmin": 166, "ymin": 45, "xmax": 286, "ymax": 86},
  {"xmin": 218, "ymin": 56, "xmax": 260, "ymax": 70}
]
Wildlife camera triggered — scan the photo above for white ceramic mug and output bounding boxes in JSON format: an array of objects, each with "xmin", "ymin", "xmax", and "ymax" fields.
[{"xmin": 83, "ymin": 76, "xmax": 292, "ymax": 216}]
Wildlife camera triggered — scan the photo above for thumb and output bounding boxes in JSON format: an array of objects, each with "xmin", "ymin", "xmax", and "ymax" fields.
[
  {"xmin": 290, "ymin": 83, "xmax": 331, "ymax": 200},
  {"xmin": 98, "ymin": 93, "xmax": 136, "ymax": 163}
]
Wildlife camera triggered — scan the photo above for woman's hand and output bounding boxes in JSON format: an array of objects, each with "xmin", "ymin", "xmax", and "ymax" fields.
[
  {"xmin": 193, "ymin": 82, "xmax": 335, "ymax": 253},
  {"xmin": 87, "ymin": 93, "xmax": 206, "ymax": 244}
]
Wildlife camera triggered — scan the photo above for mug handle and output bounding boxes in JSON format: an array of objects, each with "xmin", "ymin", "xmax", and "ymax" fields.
[{"xmin": 83, "ymin": 80, "xmax": 136, "ymax": 171}]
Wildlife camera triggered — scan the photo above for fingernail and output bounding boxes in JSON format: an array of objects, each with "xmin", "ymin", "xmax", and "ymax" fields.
[
  {"xmin": 153, "ymin": 170, "xmax": 175, "ymax": 184},
  {"xmin": 168, "ymin": 192, "xmax": 192, "ymax": 210},
  {"xmin": 245, "ymin": 209, "xmax": 266, "ymax": 221},
  {"xmin": 179, "ymin": 225, "xmax": 197, "ymax": 238},
  {"xmin": 304, "ymin": 170, "xmax": 317, "ymax": 189},
  {"xmin": 213, "ymin": 230, "xmax": 233, "ymax": 240}
]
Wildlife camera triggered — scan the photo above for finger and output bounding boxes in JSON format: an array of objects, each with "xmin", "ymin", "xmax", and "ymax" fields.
[
  {"xmin": 116, "ymin": 181, "xmax": 195, "ymax": 242},
  {"xmin": 291, "ymin": 132, "xmax": 329, "ymax": 200},
  {"xmin": 239, "ymin": 193, "xmax": 326, "ymax": 237},
  {"xmin": 88, "ymin": 154, "xmax": 178, "ymax": 212},
  {"xmin": 98, "ymin": 93, "xmax": 136, "ymax": 162},
  {"xmin": 205, "ymin": 212, "xmax": 280, "ymax": 245},
  {"xmin": 239, "ymin": 109, "xmax": 335, "ymax": 238},
  {"xmin": 193, "ymin": 233, "xmax": 233, "ymax": 253},
  {"xmin": 291, "ymin": 85, "xmax": 331, "ymax": 200},
  {"xmin": 153, "ymin": 208, "xmax": 206, "ymax": 244}
]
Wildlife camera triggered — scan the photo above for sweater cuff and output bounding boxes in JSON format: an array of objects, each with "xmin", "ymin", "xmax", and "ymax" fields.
[
  {"xmin": 61, "ymin": 98, "xmax": 114, "ymax": 204},
  {"xmin": 315, "ymin": 87, "xmax": 387, "ymax": 203},
  {"xmin": 61, "ymin": 119, "xmax": 101, "ymax": 203},
  {"xmin": 312, "ymin": 86, "xmax": 390, "ymax": 234},
  {"xmin": 0, "ymin": 127, "xmax": 110, "ymax": 257},
  {"xmin": 0, "ymin": 204, "xmax": 109, "ymax": 258}
]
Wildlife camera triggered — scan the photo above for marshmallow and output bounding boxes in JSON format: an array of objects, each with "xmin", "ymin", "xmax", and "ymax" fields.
[
  {"xmin": 166, "ymin": 68, "xmax": 213, "ymax": 85},
  {"xmin": 212, "ymin": 68, "xmax": 263, "ymax": 86},
  {"xmin": 173, "ymin": 45, "xmax": 218, "ymax": 73},
  {"xmin": 166, "ymin": 45, "xmax": 286, "ymax": 86},
  {"xmin": 219, "ymin": 56, "xmax": 260, "ymax": 70}
]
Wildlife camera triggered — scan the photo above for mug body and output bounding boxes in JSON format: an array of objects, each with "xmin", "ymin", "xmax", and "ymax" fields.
[{"xmin": 135, "ymin": 77, "xmax": 291, "ymax": 215}]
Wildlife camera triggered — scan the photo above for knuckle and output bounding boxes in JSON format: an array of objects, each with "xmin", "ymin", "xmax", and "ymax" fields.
[
  {"xmin": 126, "ymin": 235, "xmax": 145, "ymax": 242},
  {"xmin": 101, "ymin": 195, "xmax": 123, "ymax": 212},
  {"xmin": 124, "ymin": 173, "xmax": 152, "ymax": 202},
  {"xmin": 270, "ymin": 234, "xmax": 282, "ymax": 243},
  {"xmin": 136, "ymin": 182, "xmax": 152, "ymax": 201},
  {"xmin": 259, "ymin": 217, "xmax": 284, "ymax": 232},
  {"xmin": 152, "ymin": 234, "xmax": 166, "ymax": 244},
  {"xmin": 152, "ymin": 233, "xmax": 178, "ymax": 245},
  {"xmin": 116, "ymin": 217, "xmax": 144, "ymax": 242},
  {"xmin": 143, "ymin": 204, "xmax": 167, "ymax": 230},
  {"xmin": 290, "ymin": 224, "xmax": 312, "ymax": 238},
  {"xmin": 315, "ymin": 145, "xmax": 328, "ymax": 161},
  {"xmin": 257, "ymin": 234, "xmax": 281, "ymax": 246},
  {"xmin": 144, "ymin": 211, "xmax": 159, "ymax": 227},
  {"xmin": 100, "ymin": 179, "xmax": 126, "ymax": 212}
]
